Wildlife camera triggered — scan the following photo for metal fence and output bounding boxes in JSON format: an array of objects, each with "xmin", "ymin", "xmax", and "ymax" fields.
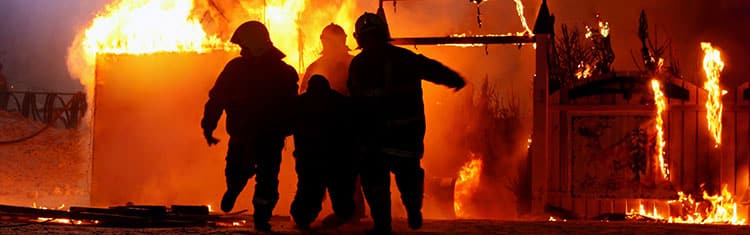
[{"xmin": 1, "ymin": 92, "xmax": 87, "ymax": 129}]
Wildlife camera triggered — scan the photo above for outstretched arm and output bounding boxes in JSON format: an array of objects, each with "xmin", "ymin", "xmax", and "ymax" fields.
[{"xmin": 417, "ymin": 55, "xmax": 466, "ymax": 91}]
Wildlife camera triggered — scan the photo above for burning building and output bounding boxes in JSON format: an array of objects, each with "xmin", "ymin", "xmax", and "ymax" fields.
[
  {"xmin": 63, "ymin": 0, "xmax": 541, "ymax": 220},
  {"xmin": 36, "ymin": 0, "xmax": 750, "ymax": 227}
]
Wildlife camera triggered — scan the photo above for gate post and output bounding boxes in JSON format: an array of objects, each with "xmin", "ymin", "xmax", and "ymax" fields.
[{"xmin": 531, "ymin": 0, "xmax": 554, "ymax": 216}]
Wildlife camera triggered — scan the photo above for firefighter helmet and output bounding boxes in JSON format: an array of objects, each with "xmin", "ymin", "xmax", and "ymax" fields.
[
  {"xmin": 321, "ymin": 23, "xmax": 347, "ymax": 43},
  {"xmin": 230, "ymin": 21, "xmax": 271, "ymax": 49},
  {"xmin": 354, "ymin": 12, "xmax": 390, "ymax": 46}
]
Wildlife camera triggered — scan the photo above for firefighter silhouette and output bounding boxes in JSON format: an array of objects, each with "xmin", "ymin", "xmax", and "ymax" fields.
[
  {"xmin": 348, "ymin": 12, "xmax": 466, "ymax": 235},
  {"xmin": 300, "ymin": 23, "xmax": 367, "ymax": 222},
  {"xmin": 201, "ymin": 21, "xmax": 298, "ymax": 232},
  {"xmin": 290, "ymin": 74, "xmax": 358, "ymax": 229}
]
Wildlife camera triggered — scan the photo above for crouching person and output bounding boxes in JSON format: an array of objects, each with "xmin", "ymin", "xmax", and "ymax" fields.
[{"xmin": 290, "ymin": 75, "xmax": 358, "ymax": 229}]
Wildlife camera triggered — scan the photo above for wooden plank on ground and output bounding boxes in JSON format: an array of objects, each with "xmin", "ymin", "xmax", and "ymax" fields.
[{"xmin": 0, "ymin": 205, "xmax": 69, "ymax": 219}]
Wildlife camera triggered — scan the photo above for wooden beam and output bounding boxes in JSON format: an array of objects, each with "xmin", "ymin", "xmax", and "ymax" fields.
[
  {"xmin": 391, "ymin": 35, "xmax": 535, "ymax": 46},
  {"xmin": 531, "ymin": 33, "xmax": 551, "ymax": 216}
]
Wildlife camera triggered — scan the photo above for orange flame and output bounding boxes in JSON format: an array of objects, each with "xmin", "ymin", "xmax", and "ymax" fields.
[
  {"xmin": 651, "ymin": 79, "xmax": 668, "ymax": 180},
  {"xmin": 575, "ymin": 62, "xmax": 592, "ymax": 79},
  {"xmin": 32, "ymin": 203, "xmax": 88, "ymax": 225},
  {"xmin": 67, "ymin": 0, "xmax": 358, "ymax": 123},
  {"xmin": 512, "ymin": 0, "xmax": 533, "ymax": 36},
  {"xmin": 67, "ymin": 0, "xmax": 234, "ymax": 124},
  {"xmin": 80, "ymin": 0, "xmax": 232, "ymax": 55},
  {"xmin": 585, "ymin": 18, "xmax": 610, "ymax": 39},
  {"xmin": 701, "ymin": 42, "xmax": 725, "ymax": 148},
  {"xmin": 627, "ymin": 185, "xmax": 745, "ymax": 225},
  {"xmin": 454, "ymin": 156, "xmax": 483, "ymax": 218}
]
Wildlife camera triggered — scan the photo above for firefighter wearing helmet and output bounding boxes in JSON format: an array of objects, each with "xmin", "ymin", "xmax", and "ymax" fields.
[
  {"xmin": 300, "ymin": 23, "xmax": 353, "ymax": 95},
  {"xmin": 348, "ymin": 12, "xmax": 466, "ymax": 234},
  {"xmin": 201, "ymin": 20, "xmax": 298, "ymax": 232}
]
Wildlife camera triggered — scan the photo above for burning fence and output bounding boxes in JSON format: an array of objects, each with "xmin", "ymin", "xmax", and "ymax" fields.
[{"xmin": 544, "ymin": 29, "xmax": 750, "ymax": 224}]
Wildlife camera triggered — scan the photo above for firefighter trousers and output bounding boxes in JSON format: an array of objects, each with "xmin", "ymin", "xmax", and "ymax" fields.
[
  {"xmin": 290, "ymin": 157, "xmax": 357, "ymax": 226},
  {"xmin": 224, "ymin": 137, "xmax": 284, "ymax": 225},
  {"xmin": 360, "ymin": 153, "xmax": 424, "ymax": 230}
]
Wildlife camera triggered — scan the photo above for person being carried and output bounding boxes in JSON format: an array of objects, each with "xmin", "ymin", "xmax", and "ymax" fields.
[
  {"xmin": 300, "ymin": 22, "xmax": 367, "ymax": 221},
  {"xmin": 290, "ymin": 74, "xmax": 358, "ymax": 230}
]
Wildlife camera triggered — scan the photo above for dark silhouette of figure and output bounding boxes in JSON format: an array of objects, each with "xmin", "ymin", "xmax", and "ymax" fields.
[
  {"xmin": 201, "ymin": 21, "xmax": 298, "ymax": 232},
  {"xmin": 290, "ymin": 75, "xmax": 357, "ymax": 229},
  {"xmin": 348, "ymin": 13, "xmax": 466, "ymax": 235},
  {"xmin": 300, "ymin": 23, "xmax": 354, "ymax": 95},
  {"xmin": 0, "ymin": 63, "xmax": 8, "ymax": 111},
  {"xmin": 300, "ymin": 23, "xmax": 367, "ymax": 221}
]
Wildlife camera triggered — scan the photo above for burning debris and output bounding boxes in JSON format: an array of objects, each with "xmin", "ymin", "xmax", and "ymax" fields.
[{"xmin": 624, "ymin": 185, "xmax": 745, "ymax": 225}]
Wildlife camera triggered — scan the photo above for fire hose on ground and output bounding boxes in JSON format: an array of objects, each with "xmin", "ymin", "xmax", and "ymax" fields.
[{"xmin": 0, "ymin": 93, "xmax": 86, "ymax": 145}]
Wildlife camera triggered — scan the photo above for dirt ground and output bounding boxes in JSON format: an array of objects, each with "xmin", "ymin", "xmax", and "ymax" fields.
[
  {"xmin": 0, "ymin": 111, "xmax": 89, "ymax": 208},
  {"xmin": 2, "ymin": 217, "xmax": 750, "ymax": 235}
]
